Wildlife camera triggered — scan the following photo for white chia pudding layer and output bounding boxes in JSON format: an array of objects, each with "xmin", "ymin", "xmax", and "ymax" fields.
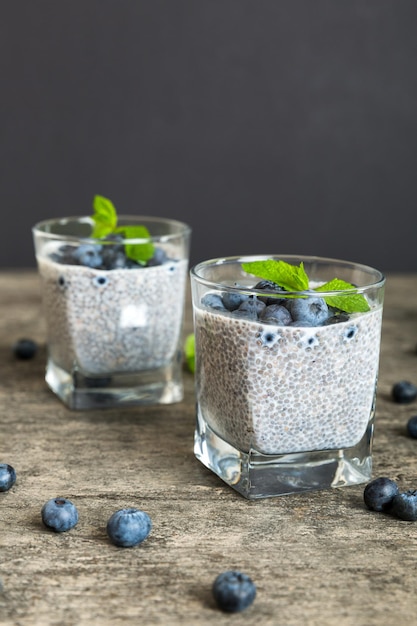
[
  {"xmin": 38, "ymin": 255, "xmax": 188, "ymax": 376},
  {"xmin": 195, "ymin": 306, "xmax": 383, "ymax": 455}
]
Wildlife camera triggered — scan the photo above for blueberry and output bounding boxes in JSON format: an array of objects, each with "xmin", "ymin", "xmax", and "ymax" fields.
[
  {"xmin": 212, "ymin": 570, "xmax": 256, "ymax": 613},
  {"xmin": 302, "ymin": 333, "xmax": 319, "ymax": 349},
  {"xmin": 237, "ymin": 297, "xmax": 266, "ymax": 318},
  {"xmin": 407, "ymin": 415, "xmax": 417, "ymax": 438},
  {"xmin": 146, "ymin": 247, "xmax": 168, "ymax": 267},
  {"xmin": 254, "ymin": 280, "xmax": 286, "ymax": 305},
  {"xmin": 201, "ymin": 293, "xmax": 227, "ymax": 311},
  {"xmin": 73, "ymin": 244, "xmax": 103, "ymax": 268},
  {"xmin": 390, "ymin": 490, "xmax": 417, "ymax": 521},
  {"xmin": 323, "ymin": 311, "xmax": 350, "ymax": 325},
  {"xmin": 101, "ymin": 248, "xmax": 127, "ymax": 270},
  {"xmin": 41, "ymin": 497, "xmax": 79, "ymax": 532},
  {"xmin": 92, "ymin": 275, "xmax": 109, "ymax": 288},
  {"xmin": 288, "ymin": 296, "xmax": 329, "ymax": 326},
  {"xmin": 342, "ymin": 325, "xmax": 358, "ymax": 341},
  {"xmin": 0, "ymin": 464, "xmax": 16, "ymax": 492},
  {"xmin": 222, "ymin": 292, "xmax": 248, "ymax": 311},
  {"xmin": 254, "ymin": 279, "xmax": 281, "ymax": 291},
  {"xmin": 58, "ymin": 275, "xmax": 67, "ymax": 289},
  {"xmin": 107, "ymin": 508, "xmax": 152, "ymax": 547},
  {"xmin": 363, "ymin": 477, "xmax": 399, "ymax": 512},
  {"xmin": 258, "ymin": 329, "xmax": 280, "ymax": 348},
  {"xmin": 392, "ymin": 381, "xmax": 417, "ymax": 404},
  {"xmin": 13, "ymin": 338, "xmax": 38, "ymax": 360},
  {"xmin": 51, "ymin": 244, "xmax": 79, "ymax": 265},
  {"xmin": 260, "ymin": 304, "xmax": 292, "ymax": 325}
]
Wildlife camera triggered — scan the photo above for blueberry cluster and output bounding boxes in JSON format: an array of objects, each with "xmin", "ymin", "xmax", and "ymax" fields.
[
  {"xmin": 50, "ymin": 236, "xmax": 168, "ymax": 270},
  {"xmin": 1, "ymin": 463, "xmax": 153, "ymax": 544},
  {"xmin": 3, "ymin": 462, "xmax": 257, "ymax": 612},
  {"xmin": 364, "ymin": 477, "xmax": 417, "ymax": 521},
  {"xmin": 202, "ymin": 280, "xmax": 350, "ymax": 327},
  {"xmin": 40, "ymin": 499, "xmax": 153, "ymax": 546}
]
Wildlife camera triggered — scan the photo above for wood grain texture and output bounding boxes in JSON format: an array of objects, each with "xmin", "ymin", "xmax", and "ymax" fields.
[{"xmin": 0, "ymin": 271, "xmax": 416, "ymax": 626}]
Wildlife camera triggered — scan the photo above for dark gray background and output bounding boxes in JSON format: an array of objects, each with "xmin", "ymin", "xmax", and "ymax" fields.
[{"xmin": 1, "ymin": 1, "xmax": 416, "ymax": 272}]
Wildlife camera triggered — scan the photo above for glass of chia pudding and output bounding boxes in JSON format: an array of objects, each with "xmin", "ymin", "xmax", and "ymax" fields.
[
  {"xmin": 33, "ymin": 210, "xmax": 191, "ymax": 410},
  {"xmin": 190, "ymin": 255, "xmax": 385, "ymax": 499}
]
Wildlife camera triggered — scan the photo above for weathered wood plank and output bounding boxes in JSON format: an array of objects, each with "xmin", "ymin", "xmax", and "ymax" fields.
[{"xmin": 0, "ymin": 271, "xmax": 416, "ymax": 626}]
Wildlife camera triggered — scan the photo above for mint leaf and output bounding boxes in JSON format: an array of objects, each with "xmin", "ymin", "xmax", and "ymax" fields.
[
  {"xmin": 241, "ymin": 260, "xmax": 371, "ymax": 314},
  {"xmin": 90, "ymin": 195, "xmax": 155, "ymax": 264},
  {"xmin": 117, "ymin": 225, "xmax": 155, "ymax": 264},
  {"xmin": 184, "ymin": 333, "xmax": 195, "ymax": 373},
  {"xmin": 314, "ymin": 279, "xmax": 370, "ymax": 313},
  {"xmin": 92, "ymin": 195, "xmax": 117, "ymax": 238},
  {"xmin": 241, "ymin": 259, "xmax": 309, "ymax": 292}
]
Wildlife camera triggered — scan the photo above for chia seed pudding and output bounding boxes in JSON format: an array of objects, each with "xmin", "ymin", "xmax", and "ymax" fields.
[
  {"xmin": 192, "ymin": 257, "xmax": 384, "ymax": 457},
  {"xmin": 38, "ymin": 252, "xmax": 188, "ymax": 376},
  {"xmin": 195, "ymin": 305, "xmax": 382, "ymax": 455}
]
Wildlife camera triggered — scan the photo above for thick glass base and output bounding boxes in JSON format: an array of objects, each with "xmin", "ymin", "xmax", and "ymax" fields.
[
  {"xmin": 194, "ymin": 407, "xmax": 373, "ymax": 499},
  {"xmin": 45, "ymin": 357, "xmax": 184, "ymax": 410}
]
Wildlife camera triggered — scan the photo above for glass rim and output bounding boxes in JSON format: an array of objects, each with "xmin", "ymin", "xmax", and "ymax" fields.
[
  {"xmin": 190, "ymin": 254, "xmax": 386, "ymax": 297},
  {"xmin": 32, "ymin": 215, "xmax": 191, "ymax": 244}
]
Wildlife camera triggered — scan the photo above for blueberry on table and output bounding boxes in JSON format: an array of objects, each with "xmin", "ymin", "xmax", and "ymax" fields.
[
  {"xmin": 363, "ymin": 477, "xmax": 399, "ymax": 512},
  {"xmin": 13, "ymin": 338, "xmax": 38, "ymax": 360},
  {"xmin": 41, "ymin": 497, "xmax": 79, "ymax": 532},
  {"xmin": 392, "ymin": 381, "xmax": 417, "ymax": 404},
  {"xmin": 0, "ymin": 464, "xmax": 16, "ymax": 492},
  {"xmin": 406, "ymin": 415, "xmax": 417, "ymax": 438},
  {"xmin": 390, "ymin": 490, "xmax": 417, "ymax": 521},
  {"xmin": 212, "ymin": 570, "xmax": 256, "ymax": 613},
  {"xmin": 106, "ymin": 508, "xmax": 152, "ymax": 547}
]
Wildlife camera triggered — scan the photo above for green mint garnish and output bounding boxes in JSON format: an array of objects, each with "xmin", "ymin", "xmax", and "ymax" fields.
[
  {"xmin": 314, "ymin": 278, "xmax": 370, "ymax": 313},
  {"xmin": 242, "ymin": 259, "xmax": 370, "ymax": 314},
  {"xmin": 92, "ymin": 195, "xmax": 118, "ymax": 238},
  {"xmin": 242, "ymin": 259, "xmax": 309, "ymax": 292},
  {"xmin": 119, "ymin": 225, "xmax": 155, "ymax": 265},
  {"xmin": 184, "ymin": 333, "xmax": 195, "ymax": 373},
  {"xmin": 91, "ymin": 195, "xmax": 154, "ymax": 264}
]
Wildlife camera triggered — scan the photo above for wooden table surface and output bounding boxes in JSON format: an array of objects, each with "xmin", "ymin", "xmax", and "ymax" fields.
[{"xmin": 0, "ymin": 270, "xmax": 416, "ymax": 626}]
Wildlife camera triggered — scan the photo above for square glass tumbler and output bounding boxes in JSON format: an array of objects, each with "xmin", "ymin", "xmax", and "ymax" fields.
[
  {"xmin": 33, "ymin": 215, "xmax": 191, "ymax": 410},
  {"xmin": 190, "ymin": 255, "xmax": 385, "ymax": 499}
]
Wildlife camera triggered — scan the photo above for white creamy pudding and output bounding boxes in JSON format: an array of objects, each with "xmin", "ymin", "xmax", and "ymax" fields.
[
  {"xmin": 38, "ymin": 255, "xmax": 188, "ymax": 376},
  {"xmin": 195, "ymin": 303, "xmax": 383, "ymax": 455}
]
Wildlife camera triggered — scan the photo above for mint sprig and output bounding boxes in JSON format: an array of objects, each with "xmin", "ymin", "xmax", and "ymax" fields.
[
  {"xmin": 91, "ymin": 195, "xmax": 117, "ymax": 238},
  {"xmin": 242, "ymin": 259, "xmax": 370, "ymax": 314},
  {"xmin": 91, "ymin": 195, "xmax": 155, "ymax": 264},
  {"xmin": 314, "ymin": 278, "xmax": 370, "ymax": 313},
  {"xmin": 242, "ymin": 259, "xmax": 309, "ymax": 292}
]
